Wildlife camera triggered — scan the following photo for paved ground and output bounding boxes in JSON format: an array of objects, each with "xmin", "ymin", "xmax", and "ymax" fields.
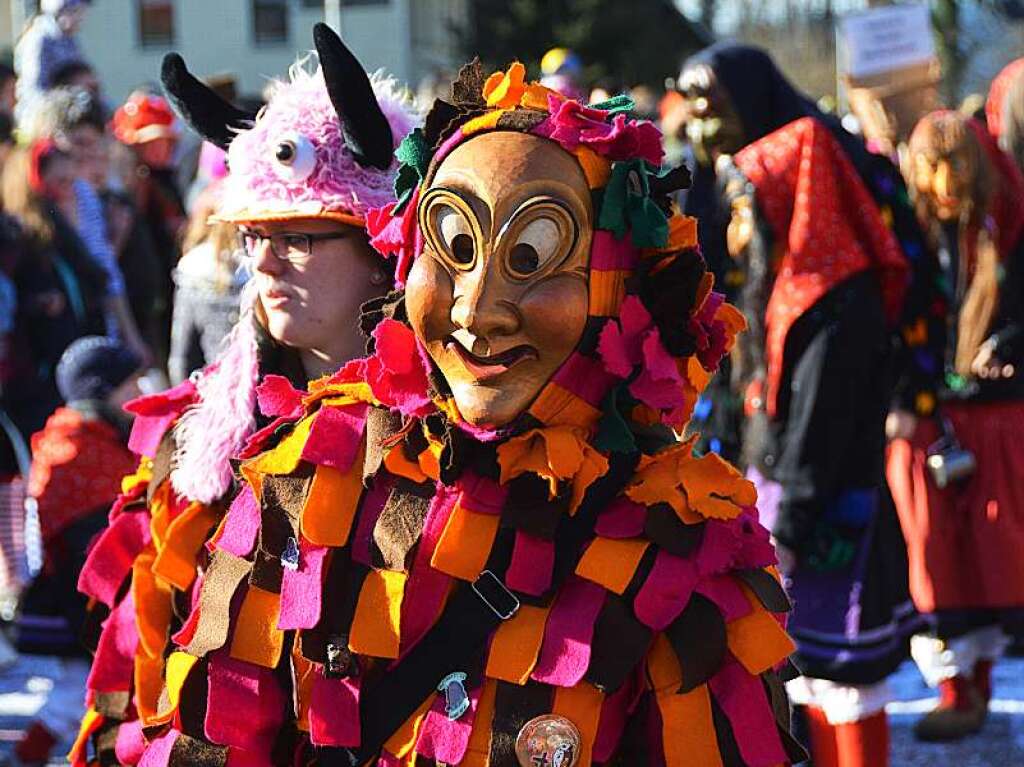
[{"xmin": 0, "ymin": 654, "xmax": 1019, "ymax": 765}]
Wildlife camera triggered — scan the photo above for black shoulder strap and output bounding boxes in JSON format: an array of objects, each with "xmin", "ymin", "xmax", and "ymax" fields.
[{"xmin": 317, "ymin": 452, "xmax": 638, "ymax": 766}]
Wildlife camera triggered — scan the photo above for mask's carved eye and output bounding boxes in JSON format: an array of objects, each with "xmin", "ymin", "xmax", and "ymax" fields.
[
  {"xmin": 437, "ymin": 206, "xmax": 476, "ymax": 267},
  {"xmin": 272, "ymin": 133, "xmax": 316, "ymax": 182},
  {"xmin": 508, "ymin": 217, "xmax": 560, "ymax": 276}
]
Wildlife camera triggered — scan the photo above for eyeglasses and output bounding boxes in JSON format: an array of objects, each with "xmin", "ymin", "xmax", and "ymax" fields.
[{"xmin": 237, "ymin": 227, "xmax": 351, "ymax": 263}]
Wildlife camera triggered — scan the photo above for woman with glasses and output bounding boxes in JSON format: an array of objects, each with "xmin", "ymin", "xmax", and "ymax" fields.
[{"xmin": 70, "ymin": 26, "xmax": 418, "ymax": 763}]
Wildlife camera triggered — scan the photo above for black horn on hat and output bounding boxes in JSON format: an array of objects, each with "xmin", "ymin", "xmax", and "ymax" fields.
[
  {"xmin": 160, "ymin": 53, "xmax": 256, "ymax": 150},
  {"xmin": 313, "ymin": 22, "xmax": 394, "ymax": 170}
]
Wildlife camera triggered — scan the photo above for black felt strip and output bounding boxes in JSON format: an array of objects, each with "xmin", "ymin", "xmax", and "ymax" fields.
[
  {"xmin": 644, "ymin": 504, "xmax": 705, "ymax": 557},
  {"xmin": 248, "ymin": 545, "xmax": 284, "ymax": 594},
  {"xmin": 94, "ymin": 719, "xmax": 120, "ymax": 767},
  {"xmin": 585, "ymin": 594, "xmax": 653, "ymax": 693},
  {"xmin": 488, "ymin": 680, "xmax": 554, "ymax": 766},
  {"xmin": 167, "ymin": 733, "xmax": 229, "ymax": 767},
  {"xmin": 178, "ymin": 656, "xmax": 210, "ymax": 738},
  {"xmin": 504, "ymin": 473, "xmax": 569, "ymax": 539},
  {"xmin": 710, "ymin": 696, "xmax": 748, "ymax": 767},
  {"xmin": 300, "ymin": 555, "xmax": 366, "ymax": 674},
  {"xmin": 79, "ymin": 601, "xmax": 110, "ymax": 654},
  {"xmin": 761, "ymin": 671, "xmax": 809, "ymax": 762},
  {"xmin": 577, "ymin": 316, "xmax": 608, "ymax": 356},
  {"xmin": 604, "ymin": 690, "xmax": 652, "ymax": 766},
  {"xmin": 736, "ymin": 568, "xmax": 792, "ymax": 613},
  {"xmin": 371, "ymin": 478, "xmax": 433, "ymax": 571},
  {"xmin": 665, "ymin": 593, "xmax": 727, "ymax": 694}
]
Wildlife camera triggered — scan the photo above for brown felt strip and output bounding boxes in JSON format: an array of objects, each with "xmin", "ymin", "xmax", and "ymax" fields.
[
  {"xmin": 644, "ymin": 504, "xmax": 705, "ymax": 557},
  {"xmin": 665, "ymin": 593, "xmax": 727, "ymax": 694},
  {"xmin": 371, "ymin": 478, "xmax": 433, "ymax": 572},
  {"xmin": 185, "ymin": 551, "xmax": 252, "ymax": 658},
  {"xmin": 585, "ymin": 594, "xmax": 653, "ymax": 693},
  {"xmin": 93, "ymin": 691, "xmax": 130, "ymax": 719},
  {"xmin": 147, "ymin": 432, "xmax": 177, "ymax": 505},
  {"xmin": 167, "ymin": 733, "xmax": 228, "ymax": 767},
  {"xmin": 364, "ymin": 407, "xmax": 403, "ymax": 484}
]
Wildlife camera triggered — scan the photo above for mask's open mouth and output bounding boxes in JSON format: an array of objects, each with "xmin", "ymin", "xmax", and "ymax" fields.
[{"xmin": 445, "ymin": 335, "xmax": 537, "ymax": 380}]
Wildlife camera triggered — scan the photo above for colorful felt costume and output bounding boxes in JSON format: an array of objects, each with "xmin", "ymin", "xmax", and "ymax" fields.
[
  {"xmin": 71, "ymin": 26, "xmax": 417, "ymax": 766},
  {"xmin": 100, "ymin": 62, "xmax": 805, "ymax": 767}
]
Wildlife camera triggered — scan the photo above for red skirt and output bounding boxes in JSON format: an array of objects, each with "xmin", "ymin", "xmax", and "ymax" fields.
[{"xmin": 887, "ymin": 400, "xmax": 1024, "ymax": 613}]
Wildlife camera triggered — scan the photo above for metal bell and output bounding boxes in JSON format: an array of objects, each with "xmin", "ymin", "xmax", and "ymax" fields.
[{"xmin": 514, "ymin": 714, "xmax": 581, "ymax": 767}]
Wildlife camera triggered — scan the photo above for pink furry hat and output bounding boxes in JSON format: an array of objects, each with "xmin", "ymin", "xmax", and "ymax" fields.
[{"xmin": 163, "ymin": 23, "xmax": 418, "ymax": 227}]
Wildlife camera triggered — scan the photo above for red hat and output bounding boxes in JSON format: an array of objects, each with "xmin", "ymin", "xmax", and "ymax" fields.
[{"xmin": 111, "ymin": 91, "xmax": 177, "ymax": 145}]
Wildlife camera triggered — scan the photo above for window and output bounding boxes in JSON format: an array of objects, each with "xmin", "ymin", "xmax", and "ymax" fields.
[
  {"xmin": 138, "ymin": 0, "xmax": 174, "ymax": 47},
  {"xmin": 253, "ymin": 0, "xmax": 288, "ymax": 44}
]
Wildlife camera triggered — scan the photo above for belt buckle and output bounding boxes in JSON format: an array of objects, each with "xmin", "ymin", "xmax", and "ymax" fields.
[{"xmin": 472, "ymin": 569, "xmax": 520, "ymax": 620}]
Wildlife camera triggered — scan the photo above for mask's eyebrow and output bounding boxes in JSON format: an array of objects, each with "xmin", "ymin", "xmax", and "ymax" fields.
[{"xmin": 432, "ymin": 180, "xmax": 491, "ymax": 240}]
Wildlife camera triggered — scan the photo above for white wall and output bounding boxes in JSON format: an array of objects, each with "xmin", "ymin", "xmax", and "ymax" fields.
[{"xmin": 75, "ymin": 0, "xmax": 414, "ymax": 104}]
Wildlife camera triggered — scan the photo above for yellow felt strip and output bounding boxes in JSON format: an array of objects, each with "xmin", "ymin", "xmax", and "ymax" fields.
[
  {"xmin": 430, "ymin": 502, "xmax": 500, "ymax": 581},
  {"xmin": 575, "ymin": 537, "xmax": 650, "ymax": 595},
  {"xmin": 551, "ymin": 682, "xmax": 604, "ymax": 767},
  {"xmin": 153, "ymin": 501, "xmax": 220, "ymax": 591},
  {"xmin": 165, "ymin": 651, "xmax": 199, "ymax": 712},
  {"xmin": 67, "ymin": 707, "xmax": 102, "ymax": 764},
  {"xmin": 240, "ymin": 415, "xmax": 314, "ymax": 483},
  {"xmin": 485, "ymin": 604, "xmax": 550, "ymax": 684},
  {"xmin": 348, "ymin": 569, "xmax": 406, "ymax": 659},
  {"xmin": 659, "ymin": 685, "xmax": 724, "ymax": 767},
  {"xmin": 229, "ymin": 585, "xmax": 285, "ymax": 668},
  {"xmin": 301, "ymin": 448, "xmax": 364, "ymax": 547}
]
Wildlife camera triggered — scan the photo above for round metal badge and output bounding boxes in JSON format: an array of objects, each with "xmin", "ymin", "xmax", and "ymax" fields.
[{"xmin": 514, "ymin": 714, "xmax": 581, "ymax": 767}]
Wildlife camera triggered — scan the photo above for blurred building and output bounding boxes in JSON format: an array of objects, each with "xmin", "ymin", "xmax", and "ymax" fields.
[{"xmin": 0, "ymin": 0, "xmax": 468, "ymax": 99}]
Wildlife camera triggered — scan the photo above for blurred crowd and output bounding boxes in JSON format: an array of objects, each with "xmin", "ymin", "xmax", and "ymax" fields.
[{"xmin": 0, "ymin": 1, "xmax": 1022, "ymax": 766}]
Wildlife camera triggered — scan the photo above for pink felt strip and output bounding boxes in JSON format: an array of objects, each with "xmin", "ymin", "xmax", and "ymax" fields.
[
  {"xmin": 550, "ymin": 352, "xmax": 619, "ymax": 407},
  {"xmin": 695, "ymin": 575, "xmax": 754, "ymax": 623},
  {"xmin": 137, "ymin": 728, "xmax": 179, "ymax": 767},
  {"xmin": 217, "ymin": 485, "xmax": 260, "ymax": 557},
  {"xmin": 633, "ymin": 550, "xmax": 698, "ymax": 631},
  {"xmin": 708, "ymin": 658, "xmax": 787, "ymax": 767},
  {"xmin": 278, "ymin": 539, "xmax": 328, "ymax": 630},
  {"xmin": 205, "ymin": 651, "xmax": 285, "ymax": 752},
  {"xmin": 589, "ymin": 229, "xmax": 639, "ymax": 272},
  {"xmin": 225, "ymin": 747, "xmax": 274, "ymax": 767},
  {"xmin": 87, "ymin": 592, "xmax": 139, "ymax": 693},
  {"xmin": 456, "ymin": 473, "xmax": 507, "ymax": 514},
  {"xmin": 125, "ymin": 379, "xmax": 197, "ymax": 457},
  {"xmin": 309, "ymin": 672, "xmax": 361, "ymax": 747},
  {"xmin": 594, "ymin": 497, "xmax": 647, "ymax": 539},
  {"xmin": 351, "ymin": 477, "xmax": 393, "ymax": 567},
  {"xmin": 78, "ymin": 511, "xmax": 151, "ymax": 606},
  {"xmin": 399, "ymin": 486, "xmax": 457, "ymax": 654},
  {"xmin": 531, "ymin": 577, "xmax": 606, "ymax": 686},
  {"xmin": 414, "ymin": 681, "xmax": 479, "ymax": 764},
  {"xmin": 114, "ymin": 716, "xmax": 146, "ymax": 765},
  {"xmin": 505, "ymin": 532, "xmax": 554, "ymax": 597},
  {"xmin": 592, "ymin": 669, "xmax": 643, "ymax": 763},
  {"xmin": 301, "ymin": 402, "xmax": 368, "ymax": 472}
]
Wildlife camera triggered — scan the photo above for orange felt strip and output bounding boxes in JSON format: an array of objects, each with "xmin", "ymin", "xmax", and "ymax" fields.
[
  {"xmin": 726, "ymin": 592, "xmax": 796, "ymax": 675},
  {"xmin": 148, "ymin": 482, "xmax": 172, "ymax": 551},
  {"xmin": 658, "ymin": 685, "xmax": 724, "ymax": 767},
  {"xmin": 292, "ymin": 643, "xmax": 316, "ymax": 732},
  {"xmin": 430, "ymin": 502, "xmax": 500, "ymax": 581},
  {"xmin": 647, "ymin": 634, "xmax": 683, "ymax": 693},
  {"xmin": 348, "ymin": 569, "xmax": 406, "ymax": 659},
  {"xmin": 383, "ymin": 444, "xmax": 430, "ymax": 484},
  {"xmin": 527, "ymin": 383, "xmax": 602, "ymax": 432},
  {"xmin": 551, "ymin": 682, "xmax": 604, "ymax": 767},
  {"xmin": 134, "ymin": 650, "xmax": 165, "ymax": 725},
  {"xmin": 588, "ymin": 269, "xmax": 628, "ymax": 316},
  {"xmin": 229, "ymin": 585, "xmax": 285, "ymax": 668},
  {"xmin": 383, "ymin": 695, "xmax": 433, "ymax": 757},
  {"xmin": 461, "ymin": 678, "xmax": 498, "ymax": 767},
  {"xmin": 153, "ymin": 501, "xmax": 220, "ymax": 591},
  {"xmin": 574, "ymin": 146, "xmax": 612, "ymax": 189},
  {"xmin": 301, "ymin": 451, "xmax": 364, "ymax": 547},
  {"xmin": 131, "ymin": 548, "xmax": 173, "ymax": 659},
  {"xmin": 486, "ymin": 604, "xmax": 550, "ymax": 684},
  {"xmin": 575, "ymin": 537, "xmax": 650, "ymax": 595}
]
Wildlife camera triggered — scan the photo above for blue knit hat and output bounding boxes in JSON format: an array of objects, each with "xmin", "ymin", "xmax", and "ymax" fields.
[{"xmin": 56, "ymin": 336, "xmax": 141, "ymax": 403}]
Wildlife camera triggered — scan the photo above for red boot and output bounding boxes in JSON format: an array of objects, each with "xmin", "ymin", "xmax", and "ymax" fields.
[
  {"xmin": 14, "ymin": 721, "xmax": 57, "ymax": 765},
  {"xmin": 833, "ymin": 710, "xmax": 890, "ymax": 767},
  {"xmin": 804, "ymin": 706, "xmax": 840, "ymax": 767},
  {"xmin": 913, "ymin": 674, "xmax": 987, "ymax": 741}
]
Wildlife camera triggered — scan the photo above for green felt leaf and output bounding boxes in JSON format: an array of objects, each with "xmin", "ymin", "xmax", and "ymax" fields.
[
  {"xmin": 588, "ymin": 94, "xmax": 635, "ymax": 116},
  {"xmin": 594, "ymin": 385, "xmax": 638, "ymax": 454}
]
